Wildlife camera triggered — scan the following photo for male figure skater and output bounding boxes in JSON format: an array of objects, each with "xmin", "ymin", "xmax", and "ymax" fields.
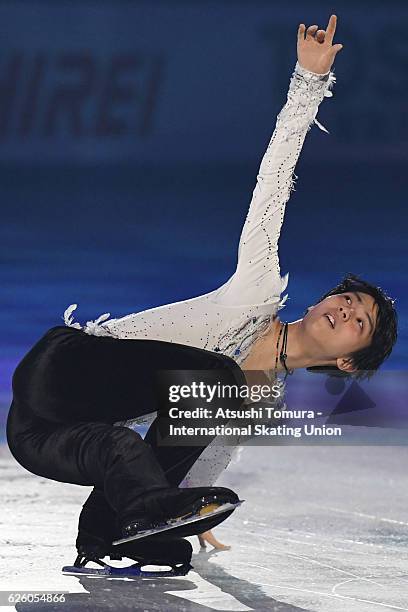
[{"xmin": 61, "ymin": 14, "xmax": 397, "ymax": 546}]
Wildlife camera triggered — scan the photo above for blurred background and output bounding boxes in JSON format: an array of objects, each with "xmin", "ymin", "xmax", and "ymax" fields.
[{"xmin": 1, "ymin": 1, "xmax": 407, "ymax": 437}]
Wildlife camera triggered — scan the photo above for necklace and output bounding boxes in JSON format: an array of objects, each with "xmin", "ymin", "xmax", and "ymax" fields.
[
  {"xmin": 274, "ymin": 323, "xmax": 284, "ymax": 371},
  {"xmin": 275, "ymin": 321, "xmax": 294, "ymax": 379}
]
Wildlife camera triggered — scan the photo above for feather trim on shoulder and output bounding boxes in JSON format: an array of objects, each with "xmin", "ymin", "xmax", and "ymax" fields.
[{"xmin": 62, "ymin": 304, "xmax": 83, "ymax": 329}]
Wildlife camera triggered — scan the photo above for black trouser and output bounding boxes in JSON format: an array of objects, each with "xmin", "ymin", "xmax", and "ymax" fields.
[{"xmin": 7, "ymin": 326, "xmax": 244, "ymax": 546}]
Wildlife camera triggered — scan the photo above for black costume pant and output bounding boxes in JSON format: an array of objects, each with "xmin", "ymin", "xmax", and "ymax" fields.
[{"xmin": 7, "ymin": 326, "xmax": 244, "ymax": 546}]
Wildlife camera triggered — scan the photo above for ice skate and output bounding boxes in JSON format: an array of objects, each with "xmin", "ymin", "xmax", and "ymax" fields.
[
  {"xmin": 62, "ymin": 536, "xmax": 193, "ymax": 577},
  {"xmin": 114, "ymin": 486, "xmax": 243, "ymax": 545}
]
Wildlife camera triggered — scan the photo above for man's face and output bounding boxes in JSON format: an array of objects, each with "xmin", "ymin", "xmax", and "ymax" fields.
[{"xmin": 304, "ymin": 291, "xmax": 379, "ymax": 370}]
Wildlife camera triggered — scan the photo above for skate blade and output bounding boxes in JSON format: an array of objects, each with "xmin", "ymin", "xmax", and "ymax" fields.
[
  {"xmin": 62, "ymin": 564, "xmax": 190, "ymax": 578},
  {"xmin": 112, "ymin": 500, "xmax": 243, "ymax": 546}
]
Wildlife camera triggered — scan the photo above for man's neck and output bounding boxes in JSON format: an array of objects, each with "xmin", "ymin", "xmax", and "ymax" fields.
[{"xmin": 241, "ymin": 317, "xmax": 335, "ymax": 372}]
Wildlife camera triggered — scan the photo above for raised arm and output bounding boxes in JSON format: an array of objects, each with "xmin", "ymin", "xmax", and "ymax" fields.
[{"xmin": 214, "ymin": 15, "xmax": 343, "ymax": 307}]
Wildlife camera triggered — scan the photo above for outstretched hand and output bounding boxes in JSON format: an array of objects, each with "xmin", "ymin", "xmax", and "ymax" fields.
[{"xmin": 297, "ymin": 14, "xmax": 343, "ymax": 75}]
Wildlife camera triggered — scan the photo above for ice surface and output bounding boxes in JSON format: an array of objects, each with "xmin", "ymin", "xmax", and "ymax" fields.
[{"xmin": 1, "ymin": 436, "xmax": 408, "ymax": 611}]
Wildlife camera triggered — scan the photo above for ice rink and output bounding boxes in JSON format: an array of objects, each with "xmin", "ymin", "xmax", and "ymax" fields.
[{"xmin": 1, "ymin": 434, "xmax": 408, "ymax": 612}]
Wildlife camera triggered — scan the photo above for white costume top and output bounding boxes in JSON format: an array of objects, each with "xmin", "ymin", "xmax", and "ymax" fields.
[{"xmin": 63, "ymin": 61, "xmax": 336, "ymax": 486}]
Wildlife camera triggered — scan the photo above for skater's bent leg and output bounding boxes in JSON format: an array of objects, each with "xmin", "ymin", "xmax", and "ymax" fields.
[
  {"xmin": 77, "ymin": 428, "xmax": 208, "ymax": 551},
  {"xmin": 77, "ymin": 422, "xmax": 209, "ymax": 551},
  {"xmin": 77, "ymin": 340, "xmax": 246, "ymax": 544}
]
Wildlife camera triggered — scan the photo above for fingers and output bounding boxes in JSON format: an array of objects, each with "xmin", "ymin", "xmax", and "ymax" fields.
[
  {"xmin": 298, "ymin": 23, "xmax": 319, "ymax": 42},
  {"xmin": 326, "ymin": 14, "xmax": 337, "ymax": 44},
  {"xmin": 299, "ymin": 15, "xmax": 338, "ymax": 43},
  {"xmin": 316, "ymin": 29, "xmax": 326, "ymax": 43},
  {"xmin": 329, "ymin": 43, "xmax": 344, "ymax": 58},
  {"xmin": 306, "ymin": 25, "xmax": 318, "ymax": 40}
]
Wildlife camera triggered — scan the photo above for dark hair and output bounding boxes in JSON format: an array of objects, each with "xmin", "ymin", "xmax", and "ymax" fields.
[{"xmin": 306, "ymin": 273, "xmax": 398, "ymax": 381}]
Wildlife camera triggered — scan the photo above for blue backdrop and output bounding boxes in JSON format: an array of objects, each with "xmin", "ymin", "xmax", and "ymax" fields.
[{"xmin": 1, "ymin": 1, "xmax": 407, "ymax": 435}]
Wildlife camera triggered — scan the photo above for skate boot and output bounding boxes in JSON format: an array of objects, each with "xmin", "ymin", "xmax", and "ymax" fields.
[
  {"xmin": 116, "ymin": 485, "xmax": 242, "ymax": 544},
  {"xmin": 64, "ymin": 536, "xmax": 193, "ymax": 577}
]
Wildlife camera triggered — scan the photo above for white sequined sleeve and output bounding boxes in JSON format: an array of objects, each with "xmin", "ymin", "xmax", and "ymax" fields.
[{"xmin": 213, "ymin": 62, "xmax": 336, "ymax": 307}]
